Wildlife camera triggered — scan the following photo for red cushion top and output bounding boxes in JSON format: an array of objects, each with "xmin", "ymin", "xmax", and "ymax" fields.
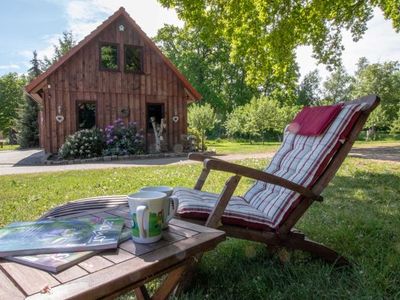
[{"xmin": 288, "ymin": 104, "xmax": 343, "ymax": 136}]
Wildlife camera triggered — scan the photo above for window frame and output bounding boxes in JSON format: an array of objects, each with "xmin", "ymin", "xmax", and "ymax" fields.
[
  {"xmin": 99, "ymin": 42, "xmax": 120, "ymax": 72},
  {"xmin": 76, "ymin": 100, "xmax": 97, "ymax": 130},
  {"xmin": 124, "ymin": 44, "xmax": 144, "ymax": 74}
]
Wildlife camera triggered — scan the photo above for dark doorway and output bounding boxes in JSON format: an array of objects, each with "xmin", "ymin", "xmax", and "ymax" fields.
[
  {"xmin": 147, "ymin": 103, "xmax": 165, "ymax": 130},
  {"xmin": 77, "ymin": 102, "xmax": 96, "ymax": 130}
]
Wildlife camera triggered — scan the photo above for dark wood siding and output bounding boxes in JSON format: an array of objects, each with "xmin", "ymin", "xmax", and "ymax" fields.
[{"xmin": 41, "ymin": 16, "xmax": 189, "ymax": 153}]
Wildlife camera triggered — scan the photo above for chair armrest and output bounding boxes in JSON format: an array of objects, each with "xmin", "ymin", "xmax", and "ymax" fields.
[
  {"xmin": 188, "ymin": 152, "xmax": 222, "ymax": 162},
  {"xmin": 204, "ymin": 159, "xmax": 322, "ymax": 201}
]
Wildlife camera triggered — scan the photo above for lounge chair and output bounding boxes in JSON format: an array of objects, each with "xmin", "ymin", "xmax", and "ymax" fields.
[{"xmin": 173, "ymin": 95, "xmax": 380, "ymax": 265}]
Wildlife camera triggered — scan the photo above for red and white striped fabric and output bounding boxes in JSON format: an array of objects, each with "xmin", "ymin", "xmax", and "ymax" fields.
[{"xmin": 175, "ymin": 103, "xmax": 366, "ymax": 229}]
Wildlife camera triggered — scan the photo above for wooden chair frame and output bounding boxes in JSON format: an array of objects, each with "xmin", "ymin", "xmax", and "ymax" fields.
[{"xmin": 179, "ymin": 95, "xmax": 380, "ymax": 266}]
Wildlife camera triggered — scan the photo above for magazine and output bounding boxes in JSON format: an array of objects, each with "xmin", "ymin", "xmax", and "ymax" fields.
[
  {"xmin": 6, "ymin": 226, "xmax": 132, "ymax": 273},
  {"xmin": 0, "ymin": 216, "xmax": 124, "ymax": 257}
]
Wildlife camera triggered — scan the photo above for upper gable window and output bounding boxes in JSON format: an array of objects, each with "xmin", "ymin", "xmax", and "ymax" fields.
[
  {"xmin": 124, "ymin": 45, "xmax": 143, "ymax": 73},
  {"xmin": 99, "ymin": 44, "xmax": 119, "ymax": 71}
]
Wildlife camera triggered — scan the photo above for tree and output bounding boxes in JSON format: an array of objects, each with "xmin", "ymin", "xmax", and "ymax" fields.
[
  {"xmin": 159, "ymin": 0, "xmax": 400, "ymax": 88},
  {"xmin": 17, "ymin": 95, "xmax": 39, "ymax": 148},
  {"xmin": 188, "ymin": 103, "xmax": 219, "ymax": 151},
  {"xmin": 225, "ymin": 96, "xmax": 299, "ymax": 142},
  {"xmin": 351, "ymin": 58, "xmax": 400, "ymax": 128},
  {"xmin": 390, "ymin": 109, "xmax": 400, "ymax": 133},
  {"xmin": 323, "ymin": 65, "xmax": 353, "ymax": 103},
  {"xmin": 27, "ymin": 50, "xmax": 43, "ymax": 80},
  {"xmin": 297, "ymin": 70, "xmax": 321, "ymax": 106},
  {"xmin": 17, "ymin": 51, "xmax": 43, "ymax": 148},
  {"xmin": 42, "ymin": 31, "xmax": 76, "ymax": 70},
  {"xmin": 155, "ymin": 25, "xmax": 259, "ymax": 114},
  {"xmin": 0, "ymin": 73, "xmax": 26, "ymax": 135}
]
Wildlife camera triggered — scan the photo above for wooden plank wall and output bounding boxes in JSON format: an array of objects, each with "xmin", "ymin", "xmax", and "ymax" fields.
[{"xmin": 42, "ymin": 15, "xmax": 188, "ymax": 153}]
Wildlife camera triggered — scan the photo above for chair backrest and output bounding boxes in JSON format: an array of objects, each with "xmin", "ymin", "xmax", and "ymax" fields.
[{"xmin": 243, "ymin": 95, "xmax": 380, "ymax": 230}]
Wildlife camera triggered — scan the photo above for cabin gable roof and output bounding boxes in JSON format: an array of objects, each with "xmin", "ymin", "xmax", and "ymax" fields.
[{"xmin": 25, "ymin": 7, "xmax": 201, "ymax": 100}]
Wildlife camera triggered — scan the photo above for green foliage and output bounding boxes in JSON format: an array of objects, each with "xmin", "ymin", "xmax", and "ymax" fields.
[
  {"xmin": 225, "ymin": 96, "xmax": 299, "ymax": 141},
  {"xmin": 103, "ymin": 119, "xmax": 145, "ymax": 156},
  {"xmin": 154, "ymin": 25, "xmax": 260, "ymax": 114},
  {"xmin": 351, "ymin": 58, "xmax": 400, "ymax": 128},
  {"xmin": 27, "ymin": 50, "xmax": 43, "ymax": 80},
  {"xmin": 297, "ymin": 70, "xmax": 321, "ymax": 106},
  {"xmin": 158, "ymin": 0, "xmax": 400, "ymax": 89},
  {"xmin": 0, "ymin": 73, "xmax": 26, "ymax": 134},
  {"xmin": 42, "ymin": 31, "xmax": 76, "ymax": 69},
  {"xmin": 188, "ymin": 103, "xmax": 219, "ymax": 150},
  {"xmin": 323, "ymin": 64, "xmax": 353, "ymax": 102},
  {"xmin": 59, "ymin": 128, "xmax": 105, "ymax": 159},
  {"xmin": 390, "ymin": 109, "xmax": 400, "ymax": 133},
  {"xmin": 17, "ymin": 95, "xmax": 39, "ymax": 148},
  {"xmin": 100, "ymin": 45, "xmax": 118, "ymax": 70}
]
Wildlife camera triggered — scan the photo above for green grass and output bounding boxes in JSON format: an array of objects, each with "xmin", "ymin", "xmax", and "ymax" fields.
[
  {"xmin": 207, "ymin": 138, "xmax": 400, "ymax": 154},
  {"xmin": 1, "ymin": 157, "xmax": 399, "ymax": 298},
  {"xmin": 0, "ymin": 144, "xmax": 19, "ymax": 151},
  {"xmin": 207, "ymin": 139, "xmax": 281, "ymax": 154}
]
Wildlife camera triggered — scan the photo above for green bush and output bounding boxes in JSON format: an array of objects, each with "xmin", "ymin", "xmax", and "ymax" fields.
[{"xmin": 59, "ymin": 128, "xmax": 105, "ymax": 159}]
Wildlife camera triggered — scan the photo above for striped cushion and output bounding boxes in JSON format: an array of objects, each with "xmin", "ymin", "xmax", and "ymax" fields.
[
  {"xmin": 176, "ymin": 103, "xmax": 365, "ymax": 229},
  {"xmin": 174, "ymin": 187, "xmax": 273, "ymax": 230}
]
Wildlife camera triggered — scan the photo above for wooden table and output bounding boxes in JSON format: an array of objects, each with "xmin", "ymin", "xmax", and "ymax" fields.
[{"xmin": 0, "ymin": 196, "xmax": 225, "ymax": 299}]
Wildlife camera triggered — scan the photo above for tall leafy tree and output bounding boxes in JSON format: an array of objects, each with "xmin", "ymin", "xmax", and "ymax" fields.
[
  {"xmin": 155, "ymin": 25, "xmax": 260, "ymax": 114},
  {"xmin": 297, "ymin": 70, "xmax": 321, "ymax": 106},
  {"xmin": 158, "ymin": 0, "xmax": 400, "ymax": 89},
  {"xmin": 0, "ymin": 73, "xmax": 26, "ymax": 135},
  {"xmin": 42, "ymin": 31, "xmax": 76, "ymax": 70},
  {"xmin": 351, "ymin": 58, "xmax": 400, "ymax": 128},
  {"xmin": 323, "ymin": 65, "xmax": 353, "ymax": 103}
]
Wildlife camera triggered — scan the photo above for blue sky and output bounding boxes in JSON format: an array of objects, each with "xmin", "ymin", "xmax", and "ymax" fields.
[{"xmin": 0, "ymin": 0, "xmax": 399, "ymax": 80}]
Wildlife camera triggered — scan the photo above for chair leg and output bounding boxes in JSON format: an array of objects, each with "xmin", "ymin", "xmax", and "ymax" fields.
[{"xmin": 280, "ymin": 237, "xmax": 350, "ymax": 266}]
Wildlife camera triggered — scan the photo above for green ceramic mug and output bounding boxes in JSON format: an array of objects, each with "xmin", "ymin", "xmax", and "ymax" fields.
[{"xmin": 127, "ymin": 191, "xmax": 177, "ymax": 243}]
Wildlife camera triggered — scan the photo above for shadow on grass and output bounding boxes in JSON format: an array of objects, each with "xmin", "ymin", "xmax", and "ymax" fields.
[
  {"xmin": 349, "ymin": 146, "xmax": 400, "ymax": 163},
  {"xmin": 179, "ymin": 170, "xmax": 400, "ymax": 299}
]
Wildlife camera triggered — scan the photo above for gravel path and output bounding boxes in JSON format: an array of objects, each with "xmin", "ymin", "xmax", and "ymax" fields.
[{"xmin": 0, "ymin": 144, "xmax": 398, "ymax": 176}]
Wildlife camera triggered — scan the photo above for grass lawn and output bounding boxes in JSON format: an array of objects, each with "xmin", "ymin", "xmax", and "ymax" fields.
[
  {"xmin": 0, "ymin": 144, "xmax": 19, "ymax": 151},
  {"xmin": 1, "ymin": 157, "xmax": 399, "ymax": 298},
  {"xmin": 207, "ymin": 138, "xmax": 400, "ymax": 154}
]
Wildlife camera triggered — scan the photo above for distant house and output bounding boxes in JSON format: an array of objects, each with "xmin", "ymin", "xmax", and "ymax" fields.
[{"xmin": 25, "ymin": 7, "xmax": 201, "ymax": 153}]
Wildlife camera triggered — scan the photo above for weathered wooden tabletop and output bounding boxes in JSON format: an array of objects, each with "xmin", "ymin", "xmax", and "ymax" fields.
[{"xmin": 0, "ymin": 196, "xmax": 225, "ymax": 299}]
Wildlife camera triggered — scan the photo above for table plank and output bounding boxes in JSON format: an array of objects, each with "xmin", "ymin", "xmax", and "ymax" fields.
[
  {"xmin": 79, "ymin": 256, "xmax": 113, "ymax": 273},
  {"xmin": 0, "ymin": 269, "xmax": 26, "ymax": 299},
  {"xmin": 0, "ymin": 261, "xmax": 60, "ymax": 296},
  {"xmin": 101, "ymin": 248, "xmax": 135, "ymax": 264},
  {"xmin": 27, "ymin": 231, "xmax": 224, "ymax": 300},
  {"xmin": 52, "ymin": 265, "xmax": 88, "ymax": 283}
]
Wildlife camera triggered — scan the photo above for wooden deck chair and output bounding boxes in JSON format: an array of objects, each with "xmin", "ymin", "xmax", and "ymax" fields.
[{"xmin": 173, "ymin": 95, "xmax": 380, "ymax": 266}]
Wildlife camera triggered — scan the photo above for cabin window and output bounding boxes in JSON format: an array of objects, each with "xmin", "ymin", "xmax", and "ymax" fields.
[
  {"xmin": 147, "ymin": 103, "xmax": 164, "ymax": 130},
  {"xmin": 77, "ymin": 102, "xmax": 96, "ymax": 130},
  {"xmin": 99, "ymin": 44, "xmax": 119, "ymax": 71},
  {"xmin": 125, "ymin": 45, "xmax": 143, "ymax": 73}
]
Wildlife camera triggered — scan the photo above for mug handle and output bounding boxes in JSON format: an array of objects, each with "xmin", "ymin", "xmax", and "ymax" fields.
[
  {"xmin": 136, "ymin": 205, "xmax": 148, "ymax": 238},
  {"xmin": 166, "ymin": 196, "xmax": 179, "ymax": 223}
]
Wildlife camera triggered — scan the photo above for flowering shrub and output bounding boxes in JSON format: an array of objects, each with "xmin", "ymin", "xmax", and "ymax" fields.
[
  {"xmin": 59, "ymin": 128, "xmax": 105, "ymax": 159},
  {"xmin": 103, "ymin": 119, "xmax": 145, "ymax": 156}
]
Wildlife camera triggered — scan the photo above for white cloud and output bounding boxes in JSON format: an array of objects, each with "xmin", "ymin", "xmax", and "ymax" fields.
[
  {"xmin": 64, "ymin": 0, "xmax": 182, "ymax": 40},
  {"xmin": 0, "ymin": 64, "xmax": 20, "ymax": 70}
]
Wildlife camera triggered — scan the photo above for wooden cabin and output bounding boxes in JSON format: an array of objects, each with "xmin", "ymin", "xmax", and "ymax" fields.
[{"xmin": 25, "ymin": 7, "xmax": 201, "ymax": 154}]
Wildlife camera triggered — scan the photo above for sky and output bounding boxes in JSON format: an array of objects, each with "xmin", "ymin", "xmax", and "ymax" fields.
[{"xmin": 0, "ymin": 0, "xmax": 399, "ymax": 81}]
